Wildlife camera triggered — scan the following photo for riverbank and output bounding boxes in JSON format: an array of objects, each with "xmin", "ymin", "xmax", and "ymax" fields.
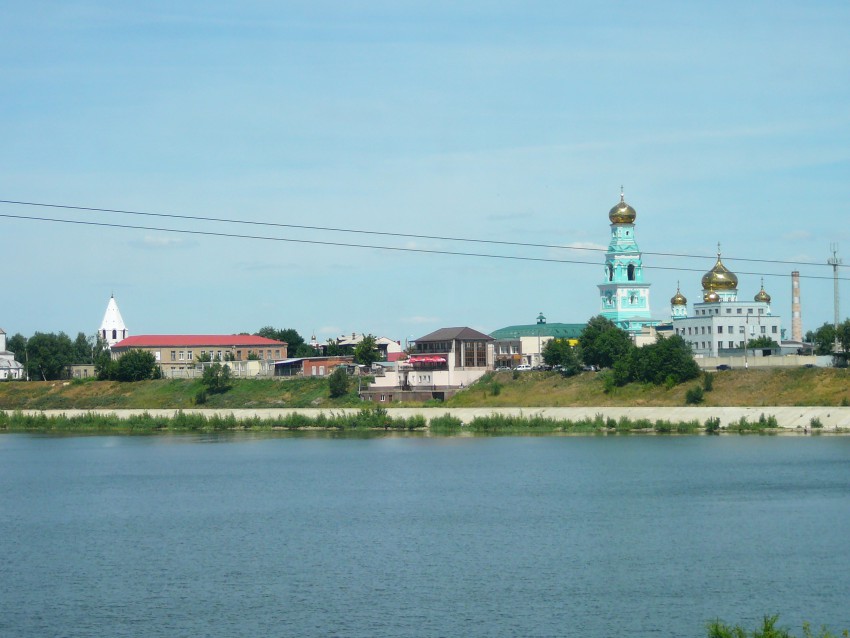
[{"xmin": 3, "ymin": 406, "xmax": 849, "ymax": 433}]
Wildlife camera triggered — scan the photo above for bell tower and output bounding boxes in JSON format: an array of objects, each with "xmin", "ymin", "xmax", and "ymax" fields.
[
  {"xmin": 99, "ymin": 294, "xmax": 128, "ymax": 348},
  {"xmin": 597, "ymin": 190, "xmax": 655, "ymax": 333}
]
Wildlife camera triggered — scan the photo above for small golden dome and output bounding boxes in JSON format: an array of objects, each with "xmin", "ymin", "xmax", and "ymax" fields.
[
  {"xmin": 609, "ymin": 191, "xmax": 637, "ymax": 224},
  {"xmin": 754, "ymin": 280, "xmax": 771, "ymax": 303},
  {"xmin": 703, "ymin": 289, "xmax": 720, "ymax": 303},
  {"xmin": 701, "ymin": 249, "xmax": 738, "ymax": 291},
  {"xmin": 671, "ymin": 284, "xmax": 687, "ymax": 306}
]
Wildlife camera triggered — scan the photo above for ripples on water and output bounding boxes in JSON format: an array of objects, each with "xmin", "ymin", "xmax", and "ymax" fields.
[{"xmin": 1, "ymin": 434, "xmax": 848, "ymax": 637}]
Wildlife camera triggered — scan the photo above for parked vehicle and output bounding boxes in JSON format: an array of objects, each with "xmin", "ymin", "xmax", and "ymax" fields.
[
  {"xmin": 515, "ymin": 364, "xmax": 533, "ymax": 371},
  {"xmin": 716, "ymin": 364, "xmax": 732, "ymax": 371}
]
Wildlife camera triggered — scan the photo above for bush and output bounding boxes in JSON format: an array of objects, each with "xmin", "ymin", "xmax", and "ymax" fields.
[
  {"xmin": 703, "ymin": 372, "xmax": 714, "ymax": 392},
  {"xmin": 328, "ymin": 367, "xmax": 349, "ymax": 398},
  {"xmin": 201, "ymin": 363, "xmax": 232, "ymax": 394},
  {"xmin": 194, "ymin": 389, "xmax": 207, "ymax": 405},
  {"xmin": 810, "ymin": 416, "xmax": 823, "ymax": 429},
  {"xmin": 685, "ymin": 385, "xmax": 704, "ymax": 405},
  {"xmin": 491, "ymin": 381, "xmax": 502, "ymax": 396},
  {"xmin": 705, "ymin": 417, "xmax": 721, "ymax": 434}
]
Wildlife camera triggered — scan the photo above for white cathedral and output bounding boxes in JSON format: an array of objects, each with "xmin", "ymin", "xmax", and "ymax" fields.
[{"xmin": 670, "ymin": 248, "xmax": 782, "ymax": 357}]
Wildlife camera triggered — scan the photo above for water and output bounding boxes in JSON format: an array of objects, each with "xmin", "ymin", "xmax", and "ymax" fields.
[{"xmin": 1, "ymin": 433, "xmax": 848, "ymax": 637}]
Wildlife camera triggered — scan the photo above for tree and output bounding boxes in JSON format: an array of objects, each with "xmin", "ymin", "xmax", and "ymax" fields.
[
  {"xmin": 806, "ymin": 323, "xmax": 837, "ymax": 355},
  {"xmin": 747, "ymin": 336, "xmax": 779, "ymax": 349},
  {"xmin": 325, "ymin": 339, "xmax": 343, "ymax": 356},
  {"xmin": 353, "ymin": 334, "xmax": 381, "ymax": 367},
  {"xmin": 614, "ymin": 335, "xmax": 700, "ymax": 387},
  {"xmin": 5, "ymin": 333, "xmax": 27, "ymax": 364},
  {"xmin": 328, "ymin": 367, "xmax": 349, "ymax": 398},
  {"xmin": 114, "ymin": 350, "xmax": 159, "ymax": 382},
  {"xmin": 255, "ymin": 327, "xmax": 304, "ymax": 354},
  {"xmin": 25, "ymin": 332, "xmax": 74, "ymax": 380},
  {"xmin": 579, "ymin": 316, "xmax": 634, "ymax": 370},
  {"xmin": 201, "ymin": 362, "xmax": 232, "ymax": 394},
  {"xmin": 542, "ymin": 338, "xmax": 581, "ymax": 376}
]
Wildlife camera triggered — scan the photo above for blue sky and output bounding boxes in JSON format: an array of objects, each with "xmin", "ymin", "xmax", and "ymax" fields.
[{"xmin": 2, "ymin": 1, "xmax": 848, "ymax": 343}]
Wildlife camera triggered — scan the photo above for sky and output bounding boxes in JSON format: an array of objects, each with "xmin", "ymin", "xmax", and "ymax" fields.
[{"xmin": 2, "ymin": 1, "xmax": 849, "ymax": 344}]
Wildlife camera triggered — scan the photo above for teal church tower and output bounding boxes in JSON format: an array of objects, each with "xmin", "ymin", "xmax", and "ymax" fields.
[{"xmin": 597, "ymin": 191, "xmax": 659, "ymax": 334}]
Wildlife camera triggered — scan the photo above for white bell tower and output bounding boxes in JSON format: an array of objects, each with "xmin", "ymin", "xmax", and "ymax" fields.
[{"xmin": 99, "ymin": 294, "xmax": 128, "ymax": 348}]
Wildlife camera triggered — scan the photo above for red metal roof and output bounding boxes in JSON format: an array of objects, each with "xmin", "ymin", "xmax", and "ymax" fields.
[{"xmin": 113, "ymin": 335, "xmax": 287, "ymax": 348}]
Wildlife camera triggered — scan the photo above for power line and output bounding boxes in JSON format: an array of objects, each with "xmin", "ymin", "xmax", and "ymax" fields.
[
  {"xmin": 2, "ymin": 211, "xmax": 848, "ymax": 282},
  {"xmin": 0, "ymin": 198, "xmax": 841, "ymax": 270}
]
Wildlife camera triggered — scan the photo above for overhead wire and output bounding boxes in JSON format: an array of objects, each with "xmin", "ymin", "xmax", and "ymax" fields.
[
  {"xmin": 2, "ymin": 210, "xmax": 848, "ymax": 282},
  {"xmin": 0, "ymin": 198, "xmax": 843, "ymax": 270}
]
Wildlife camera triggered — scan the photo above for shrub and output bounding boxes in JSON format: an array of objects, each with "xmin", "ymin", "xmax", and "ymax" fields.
[
  {"xmin": 194, "ymin": 389, "xmax": 207, "ymax": 405},
  {"xmin": 491, "ymin": 381, "xmax": 502, "ymax": 396},
  {"xmin": 810, "ymin": 416, "xmax": 823, "ymax": 429},
  {"xmin": 328, "ymin": 367, "xmax": 349, "ymax": 398},
  {"xmin": 705, "ymin": 417, "xmax": 721, "ymax": 434},
  {"xmin": 201, "ymin": 363, "xmax": 232, "ymax": 394},
  {"xmin": 685, "ymin": 385, "xmax": 704, "ymax": 405},
  {"xmin": 703, "ymin": 372, "xmax": 714, "ymax": 392}
]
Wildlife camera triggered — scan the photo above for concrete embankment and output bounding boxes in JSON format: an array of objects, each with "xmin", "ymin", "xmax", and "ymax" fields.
[{"xmin": 5, "ymin": 406, "xmax": 850, "ymax": 430}]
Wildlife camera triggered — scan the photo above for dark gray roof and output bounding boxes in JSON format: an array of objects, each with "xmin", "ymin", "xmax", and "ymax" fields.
[{"xmin": 415, "ymin": 327, "xmax": 494, "ymax": 342}]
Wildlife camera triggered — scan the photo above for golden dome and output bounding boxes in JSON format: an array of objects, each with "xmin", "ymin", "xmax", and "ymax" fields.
[
  {"xmin": 671, "ymin": 284, "xmax": 687, "ymax": 306},
  {"xmin": 703, "ymin": 289, "xmax": 720, "ymax": 303},
  {"xmin": 701, "ymin": 249, "xmax": 738, "ymax": 291},
  {"xmin": 609, "ymin": 192, "xmax": 637, "ymax": 224},
  {"xmin": 754, "ymin": 280, "xmax": 771, "ymax": 303}
]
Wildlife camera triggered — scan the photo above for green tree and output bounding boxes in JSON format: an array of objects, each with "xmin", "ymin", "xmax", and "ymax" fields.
[
  {"xmin": 256, "ymin": 327, "xmax": 304, "ymax": 354},
  {"xmin": 6, "ymin": 333, "xmax": 27, "ymax": 364},
  {"xmin": 806, "ymin": 323, "xmax": 837, "ymax": 355},
  {"xmin": 542, "ymin": 338, "xmax": 581, "ymax": 376},
  {"xmin": 328, "ymin": 366, "xmax": 349, "ymax": 398},
  {"xmin": 747, "ymin": 336, "xmax": 779, "ymax": 350},
  {"xmin": 579, "ymin": 316, "xmax": 634, "ymax": 370},
  {"xmin": 201, "ymin": 362, "xmax": 232, "ymax": 394},
  {"xmin": 614, "ymin": 335, "xmax": 700, "ymax": 386},
  {"xmin": 114, "ymin": 350, "xmax": 159, "ymax": 381},
  {"xmin": 325, "ymin": 339, "xmax": 343, "ymax": 356},
  {"xmin": 353, "ymin": 334, "xmax": 381, "ymax": 367},
  {"xmin": 25, "ymin": 332, "xmax": 74, "ymax": 380}
]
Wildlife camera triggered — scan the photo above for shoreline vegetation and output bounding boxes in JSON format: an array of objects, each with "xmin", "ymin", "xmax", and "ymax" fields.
[{"xmin": 0, "ymin": 406, "xmax": 843, "ymax": 435}]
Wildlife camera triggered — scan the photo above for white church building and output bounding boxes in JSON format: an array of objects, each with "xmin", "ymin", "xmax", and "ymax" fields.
[{"xmin": 0, "ymin": 329, "xmax": 25, "ymax": 380}]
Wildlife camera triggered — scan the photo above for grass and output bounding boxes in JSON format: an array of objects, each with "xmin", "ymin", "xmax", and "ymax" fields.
[{"xmin": 1, "ymin": 367, "xmax": 849, "ymax": 412}]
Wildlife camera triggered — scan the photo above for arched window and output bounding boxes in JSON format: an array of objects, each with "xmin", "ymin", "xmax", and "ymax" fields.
[
  {"xmin": 112, "ymin": 329, "xmax": 117, "ymax": 339},
  {"xmin": 627, "ymin": 264, "xmax": 635, "ymax": 281},
  {"xmin": 607, "ymin": 265, "xmax": 613, "ymax": 281}
]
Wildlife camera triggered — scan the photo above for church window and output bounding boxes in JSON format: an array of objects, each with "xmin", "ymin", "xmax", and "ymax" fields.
[
  {"xmin": 112, "ymin": 329, "xmax": 117, "ymax": 339},
  {"xmin": 627, "ymin": 264, "xmax": 635, "ymax": 281},
  {"xmin": 607, "ymin": 265, "xmax": 613, "ymax": 281}
]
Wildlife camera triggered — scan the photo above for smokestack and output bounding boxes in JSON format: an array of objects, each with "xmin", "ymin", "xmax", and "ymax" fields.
[{"xmin": 791, "ymin": 271, "xmax": 802, "ymax": 343}]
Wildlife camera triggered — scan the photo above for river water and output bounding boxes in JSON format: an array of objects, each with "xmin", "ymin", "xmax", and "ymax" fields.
[{"xmin": 1, "ymin": 433, "xmax": 848, "ymax": 637}]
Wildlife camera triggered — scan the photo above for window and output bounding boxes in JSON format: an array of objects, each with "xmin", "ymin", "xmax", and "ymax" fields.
[
  {"xmin": 275, "ymin": 350, "xmax": 280, "ymax": 358},
  {"xmin": 707, "ymin": 326, "xmax": 712, "ymax": 334},
  {"xmin": 739, "ymin": 326, "xmax": 745, "ymax": 334},
  {"xmin": 112, "ymin": 329, "xmax": 117, "ymax": 339},
  {"xmin": 748, "ymin": 308, "xmax": 753, "ymax": 314},
  {"xmin": 171, "ymin": 351, "xmax": 176, "ymax": 361},
  {"xmin": 627, "ymin": 264, "xmax": 635, "ymax": 281},
  {"xmin": 728, "ymin": 326, "xmax": 734, "ymax": 333},
  {"xmin": 772, "ymin": 326, "xmax": 778, "ymax": 334},
  {"xmin": 737, "ymin": 308, "xmax": 742, "ymax": 314},
  {"xmin": 758, "ymin": 308, "xmax": 764, "ymax": 314},
  {"xmin": 726, "ymin": 309, "xmax": 732, "ymax": 314},
  {"xmin": 729, "ymin": 341, "xmax": 734, "ymax": 349},
  {"xmin": 701, "ymin": 327, "xmax": 705, "ymax": 335},
  {"xmin": 718, "ymin": 326, "xmax": 723, "ymax": 334},
  {"xmin": 761, "ymin": 326, "xmax": 766, "ymax": 334},
  {"xmin": 179, "ymin": 351, "xmax": 184, "ymax": 361}
]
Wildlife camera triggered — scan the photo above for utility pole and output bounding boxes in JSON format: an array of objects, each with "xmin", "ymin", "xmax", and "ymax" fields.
[{"xmin": 828, "ymin": 244, "xmax": 842, "ymax": 351}]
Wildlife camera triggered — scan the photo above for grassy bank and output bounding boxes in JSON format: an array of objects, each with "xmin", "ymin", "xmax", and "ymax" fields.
[
  {"xmin": 0, "ymin": 407, "xmax": 792, "ymax": 434},
  {"xmin": 0, "ymin": 367, "xmax": 848, "ymax": 412}
]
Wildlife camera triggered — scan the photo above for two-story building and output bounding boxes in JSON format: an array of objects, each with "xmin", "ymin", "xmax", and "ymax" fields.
[
  {"xmin": 362, "ymin": 327, "xmax": 494, "ymax": 402},
  {"xmin": 111, "ymin": 335, "xmax": 288, "ymax": 377}
]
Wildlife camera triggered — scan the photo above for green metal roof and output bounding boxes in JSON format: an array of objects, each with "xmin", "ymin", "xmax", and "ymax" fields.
[{"xmin": 489, "ymin": 322, "xmax": 586, "ymax": 340}]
